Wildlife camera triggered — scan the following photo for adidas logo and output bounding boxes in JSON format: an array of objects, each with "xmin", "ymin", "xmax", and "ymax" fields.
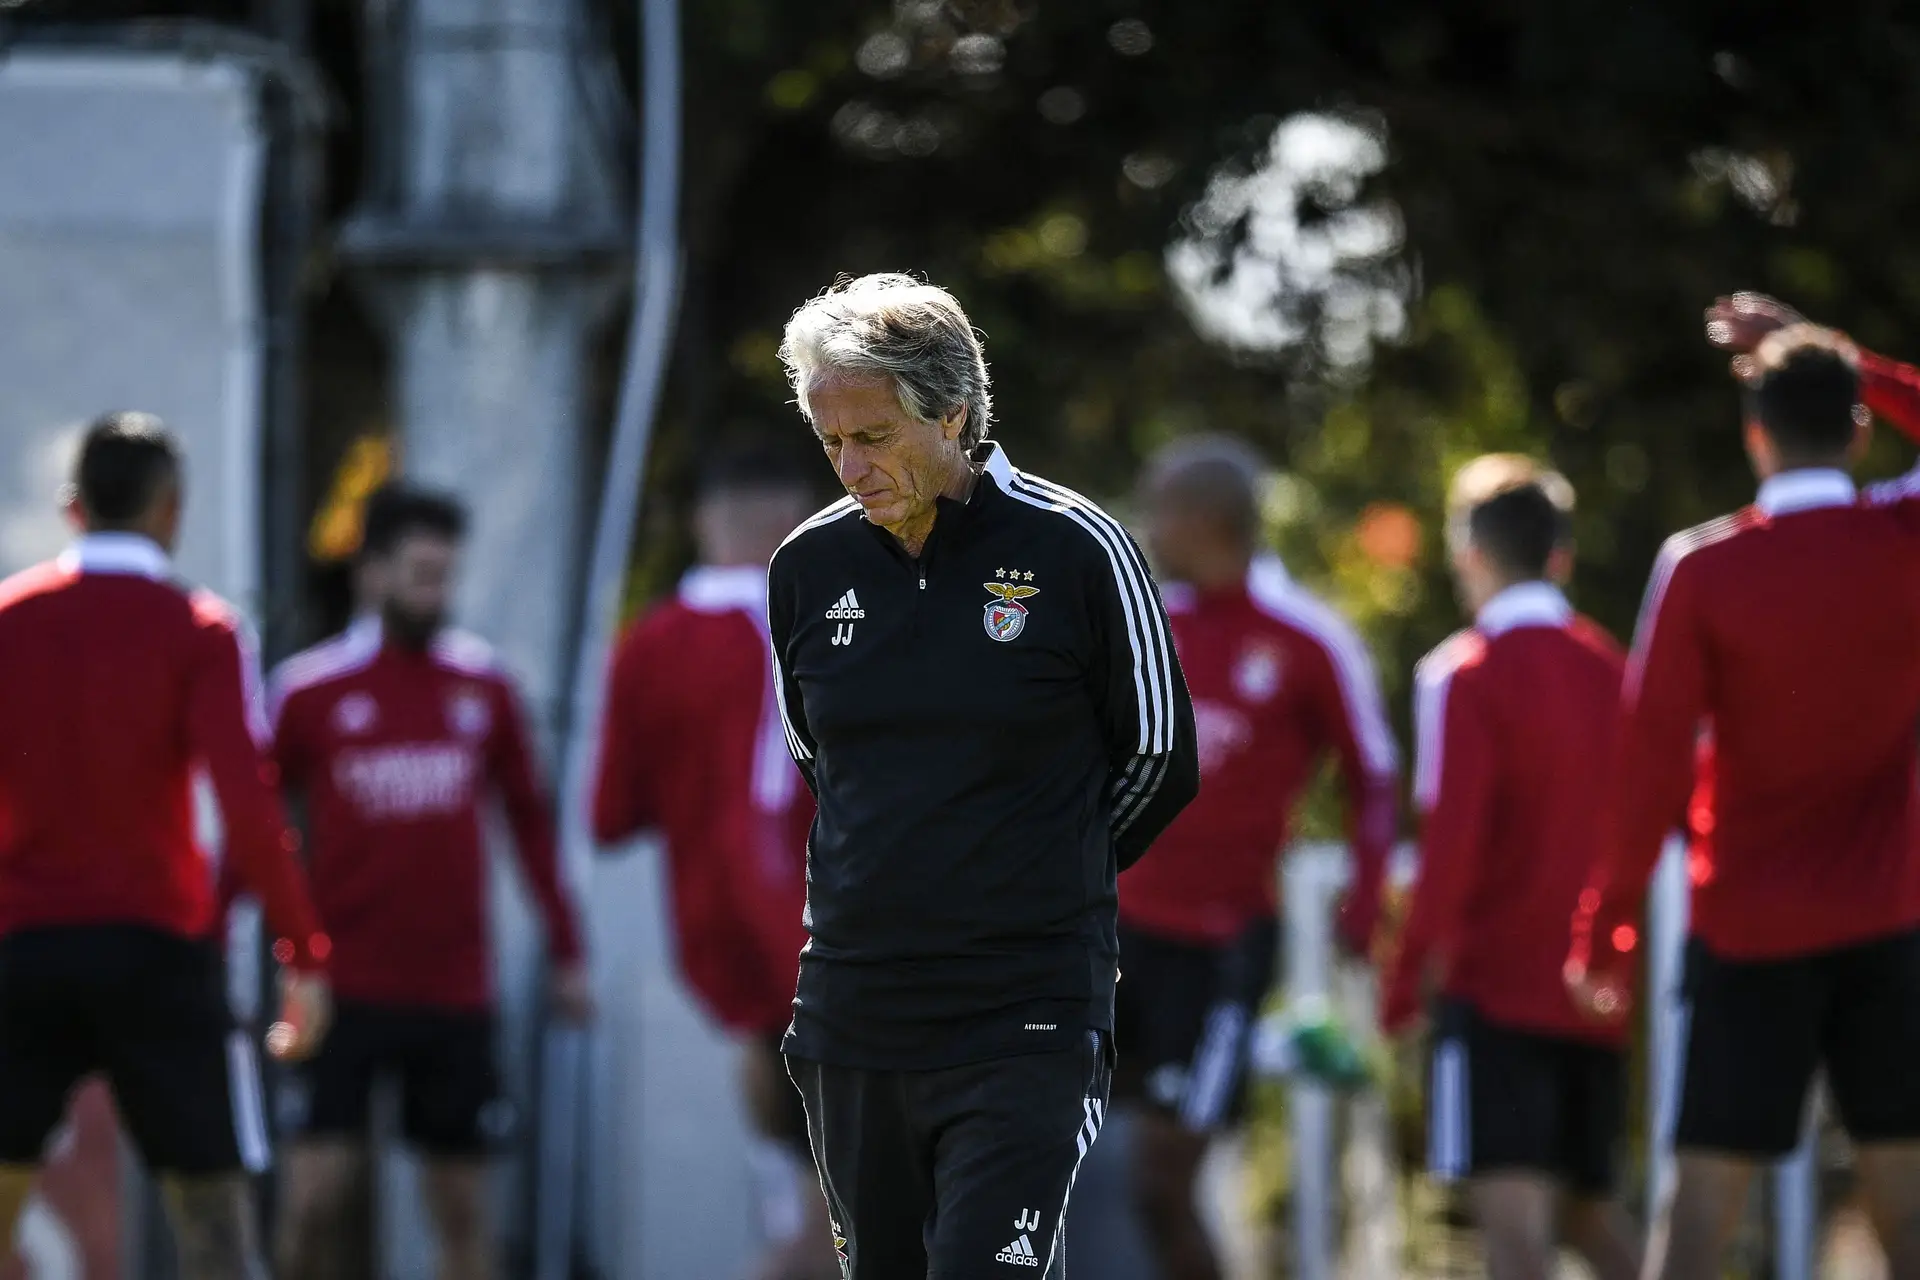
[
  {"xmin": 994, "ymin": 1234, "xmax": 1040, "ymax": 1267},
  {"xmin": 825, "ymin": 589, "xmax": 866, "ymax": 620}
]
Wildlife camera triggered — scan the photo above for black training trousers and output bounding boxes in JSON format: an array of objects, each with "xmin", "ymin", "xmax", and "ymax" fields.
[{"xmin": 787, "ymin": 1031, "xmax": 1113, "ymax": 1279}]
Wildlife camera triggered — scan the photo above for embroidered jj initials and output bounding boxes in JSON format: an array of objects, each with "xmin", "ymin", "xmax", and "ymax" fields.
[
  {"xmin": 1015, "ymin": 1208, "xmax": 1041, "ymax": 1231},
  {"xmin": 832, "ymin": 622, "xmax": 854, "ymax": 646}
]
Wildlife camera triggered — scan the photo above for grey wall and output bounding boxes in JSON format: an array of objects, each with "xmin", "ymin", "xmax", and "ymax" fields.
[{"xmin": 0, "ymin": 52, "xmax": 264, "ymax": 597}]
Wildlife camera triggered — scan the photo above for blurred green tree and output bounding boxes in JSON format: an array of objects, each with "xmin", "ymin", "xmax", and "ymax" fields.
[{"xmin": 629, "ymin": 0, "xmax": 1920, "ymax": 751}]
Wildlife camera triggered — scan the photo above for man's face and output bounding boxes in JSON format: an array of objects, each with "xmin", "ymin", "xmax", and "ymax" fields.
[
  {"xmin": 806, "ymin": 370, "xmax": 962, "ymax": 534},
  {"xmin": 380, "ymin": 531, "xmax": 458, "ymax": 642}
]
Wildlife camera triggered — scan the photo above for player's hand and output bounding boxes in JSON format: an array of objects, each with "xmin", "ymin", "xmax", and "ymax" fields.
[
  {"xmin": 1706, "ymin": 292, "xmax": 1805, "ymax": 377},
  {"xmin": 1563, "ymin": 961, "xmax": 1632, "ymax": 1026},
  {"xmin": 551, "ymin": 963, "xmax": 596, "ymax": 1025},
  {"xmin": 267, "ymin": 970, "xmax": 333, "ymax": 1062}
]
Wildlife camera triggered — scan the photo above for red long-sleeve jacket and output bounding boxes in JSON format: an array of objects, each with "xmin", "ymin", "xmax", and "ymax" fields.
[
  {"xmin": 1570, "ymin": 453, "xmax": 1920, "ymax": 980},
  {"xmin": 593, "ymin": 565, "xmax": 812, "ymax": 1035},
  {"xmin": 1120, "ymin": 556, "xmax": 1399, "ymax": 946},
  {"xmin": 269, "ymin": 618, "xmax": 580, "ymax": 1008},
  {"xmin": 1386, "ymin": 584, "xmax": 1625, "ymax": 1043},
  {"xmin": 0, "ymin": 535, "xmax": 326, "ymax": 969}
]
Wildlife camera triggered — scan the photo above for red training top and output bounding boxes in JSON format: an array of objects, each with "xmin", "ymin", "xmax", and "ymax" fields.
[
  {"xmin": 1120, "ymin": 556, "xmax": 1398, "ymax": 947},
  {"xmin": 0, "ymin": 534, "xmax": 326, "ymax": 969},
  {"xmin": 593, "ymin": 565, "xmax": 812, "ymax": 1035},
  {"xmin": 1571, "ymin": 465, "xmax": 1920, "ymax": 981},
  {"xmin": 269, "ymin": 618, "xmax": 581, "ymax": 1009},
  {"xmin": 1386, "ymin": 584, "xmax": 1625, "ymax": 1043}
]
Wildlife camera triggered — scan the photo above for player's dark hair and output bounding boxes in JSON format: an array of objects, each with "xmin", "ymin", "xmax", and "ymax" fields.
[
  {"xmin": 695, "ymin": 444, "xmax": 814, "ymax": 500},
  {"xmin": 1146, "ymin": 434, "xmax": 1267, "ymax": 549},
  {"xmin": 1744, "ymin": 325, "xmax": 1861, "ymax": 462},
  {"xmin": 73, "ymin": 411, "xmax": 182, "ymax": 526},
  {"xmin": 1448, "ymin": 454, "xmax": 1574, "ymax": 582},
  {"xmin": 360, "ymin": 484, "xmax": 468, "ymax": 560}
]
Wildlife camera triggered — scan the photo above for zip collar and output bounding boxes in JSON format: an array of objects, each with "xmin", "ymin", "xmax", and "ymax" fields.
[
  {"xmin": 1755, "ymin": 468, "xmax": 1856, "ymax": 516},
  {"xmin": 977, "ymin": 440, "xmax": 1014, "ymax": 491}
]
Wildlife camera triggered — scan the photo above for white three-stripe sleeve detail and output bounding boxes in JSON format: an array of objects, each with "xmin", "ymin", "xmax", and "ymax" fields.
[
  {"xmin": 1411, "ymin": 647, "xmax": 1464, "ymax": 811},
  {"xmin": 1006, "ymin": 475, "xmax": 1174, "ymax": 755},
  {"xmin": 1246, "ymin": 573, "xmax": 1398, "ymax": 775},
  {"xmin": 266, "ymin": 624, "xmax": 382, "ymax": 735},
  {"xmin": 775, "ymin": 496, "xmax": 862, "ymax": 551},
  {"xmin": 1111, "ymin": 753, "xmax": 1168, "ymax": 838},
  {"xmin": 770, "ymin": 645, "xmax": 810, "ymax": 763},
  {"xmin": 1008, "ymin": 483, "xmax": 1160, "ymax": 753},
  {"xmin": 1626, "ymin": 542, "xmax": 1685, "ymax": 702},
  {"xmin": 1625, "ymin": 516, "xmax": 1739, "ymax": 701},
  {"xmin": 1016, "ymin": 474, "xmax": 1173, "ymax": 754},
  {"xmin": 231, "ymin": 619, "xmax": 272, "ymax": 750},
  {"xmin": 766, "ymin": 567, "xmax": 813, "ymax": 763}
]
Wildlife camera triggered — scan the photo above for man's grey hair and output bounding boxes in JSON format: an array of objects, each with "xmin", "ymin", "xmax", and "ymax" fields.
[{"xmin": 778, "ymin": 273, "xmax": 994, "ymax": 450}]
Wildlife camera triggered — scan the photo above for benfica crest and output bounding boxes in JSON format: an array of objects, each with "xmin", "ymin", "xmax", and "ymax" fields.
[{"xmin": 983, "ymin": 580, "xmax": 1039, "ymax": 642}]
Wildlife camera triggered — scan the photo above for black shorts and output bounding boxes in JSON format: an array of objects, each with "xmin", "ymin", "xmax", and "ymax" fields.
[
  {"xmin": 0, "ymin": 925, "xmax": 268, "ymax": 1176},
  {"xmin": 1675, "ymin": 930, "xmax": 1920, "ymax": 1158},
  {"xmin": 282, "ymin": 1000, "xmax": 507, "ymax": 1158},
  {"xmin": 1427, "ymin": 1000, "xmax": 1626, "ymax": 1195},
  {"xmin": 788, "ymin": 1031, "xmax": 1112, "ymax": 1278},
  {"xmin": 1112, "ymin": 918, "xmax": 1278, "ymax": 1130}
]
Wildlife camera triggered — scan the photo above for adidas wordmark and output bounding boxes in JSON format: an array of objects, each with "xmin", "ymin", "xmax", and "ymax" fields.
[
  {"xmin": 825, "ymin": 589, "xmax": 866, "ymax": 621},
  {"xmin": 995, "ymin": 1234, "xmax": 1040, "ymax": 1267}
]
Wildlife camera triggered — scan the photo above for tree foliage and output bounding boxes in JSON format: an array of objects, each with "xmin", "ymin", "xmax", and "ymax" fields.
[{"xmin": 625, "ymin": 0, "xmax": 1920, "ymax": 797}]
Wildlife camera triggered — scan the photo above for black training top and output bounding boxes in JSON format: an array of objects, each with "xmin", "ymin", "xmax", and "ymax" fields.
[{"xmin": 770, "ymin": 441, "xmax": 1199, "ymax": 1070}]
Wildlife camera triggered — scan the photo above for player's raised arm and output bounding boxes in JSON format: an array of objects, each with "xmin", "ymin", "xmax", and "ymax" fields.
[
  {"xmin": 1857, "ymin": 348, "xmax": 1920, "ymax": 443},
  {"xmin": 1707, "ymin": 291, "xmax": 1920, "ymax": 443}
]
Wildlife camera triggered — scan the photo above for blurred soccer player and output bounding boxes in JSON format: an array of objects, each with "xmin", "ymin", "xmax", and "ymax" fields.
[
  {"xmin": 1385, "ymin": 456, "xmax": 1639, "ymax": 1280},
  {"xmin": 1569, "ymin": 327, "xmax": 1920, "ymax": 1276},
  {"xmin": 593, "ymin": 449, "xmax": 833, "ymax": 1280},
  {"xmin": 270, "ymin": 485, "xmax": 589, "ymax": 1280},
  {"xmin": 0, "ymin": 412, "xmax": 331, "ymax": 1279},
  {"xmin": 1120, "ymin": 435, "xmax": 1397, "ymax": 1280}
]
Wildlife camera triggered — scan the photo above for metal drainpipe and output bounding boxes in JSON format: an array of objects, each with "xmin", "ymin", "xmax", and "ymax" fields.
[{"xmin": 540, "ymin": 0, "xmax": 681, "ymax": 1273}]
